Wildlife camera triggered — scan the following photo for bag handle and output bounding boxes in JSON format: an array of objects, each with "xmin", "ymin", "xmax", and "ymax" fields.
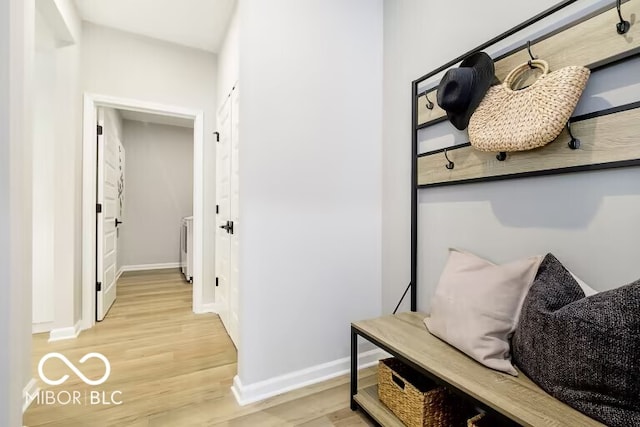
[
  {"xmin": 503, "ymin": 59, "xmax": 549, "ymax": 91},
  {"xmin": 392, "ymin": 373, "xmax": 405, "ymax": 390}
]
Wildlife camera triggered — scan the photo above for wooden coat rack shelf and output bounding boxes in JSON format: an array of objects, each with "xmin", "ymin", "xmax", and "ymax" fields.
[{"xmin": 417, "ymin": 102, "xmax": 640, "ymax": 187}]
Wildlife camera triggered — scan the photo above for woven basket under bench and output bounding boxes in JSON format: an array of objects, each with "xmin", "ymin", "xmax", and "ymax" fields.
[{"xmin": 378, "ymin": 358, "xmax": 475, "ymax": 427}]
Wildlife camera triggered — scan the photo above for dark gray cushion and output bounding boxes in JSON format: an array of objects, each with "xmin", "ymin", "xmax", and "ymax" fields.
[{"xmin": 512, "ymin": 254, "xmax": 640, "ymax": 427}]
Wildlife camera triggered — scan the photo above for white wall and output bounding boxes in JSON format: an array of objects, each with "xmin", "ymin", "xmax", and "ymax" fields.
[
  {"xmin": 1, "ymin": 1, "xmax": 14, "ymax": 422},
  {"xmin": 216, "ymin": 3, "xmax": 238, "ymax": 107},
  {"xmin": 383, "ymin": 0, "xmax": 640, "ymax": 313},
  {"xmin": 236, "ymin": 0, "xmax": 383, "ymax": 389},
  {"xmin": 13, "ymin": 0, "xmax": 34, "ymax": 417},
  {"xmin": 32, "ymin": 9, "xmax": 57, "ymax": 330},
  {"xmin": 51, "ymin": 0, "xmax": 81, "ymax": 43},
  {"xmin": 0, "ymin": 0, "xmax": 11, "ymax": 417},
  {"xmin": 1, "ymin": 0, "xmax": 34, "ymax": 424},
  {"xmin": 30, "ymin": 0, "xmax": 83, "ymax": 334},
  {"xmin": 82, "ymin": 23, "xmax": 217, "ymax": 303},
  {"xmin": 119, "ymin": 120, "xmax": 194, "ymax": 268},
  {"xmin": 53, "ymin": 0, "xmax": 83, "ymax": 330}
]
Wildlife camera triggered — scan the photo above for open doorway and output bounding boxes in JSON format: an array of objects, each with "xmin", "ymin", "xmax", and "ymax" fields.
[
  {"xmin": 82, "ymin": 94, "xmax": 205, "ymax": 328},
  {"xmin": 96, "ymin": 106, "xmax": 197, "ymax": 320}
]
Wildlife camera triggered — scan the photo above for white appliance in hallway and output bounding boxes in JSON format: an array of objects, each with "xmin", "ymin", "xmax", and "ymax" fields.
[{"xmin": 181, "ymin": 216, "xmax": 193, "ymax": 283}]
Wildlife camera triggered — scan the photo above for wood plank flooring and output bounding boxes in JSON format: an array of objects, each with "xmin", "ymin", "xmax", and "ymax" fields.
[{"xmin": 24, "ymin": 269, "xmax": 375, "ymax": 427}]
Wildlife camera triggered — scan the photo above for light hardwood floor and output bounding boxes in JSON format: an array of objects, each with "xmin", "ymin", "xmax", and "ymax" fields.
[{"xmin": 24, "ymin": 269, "xmax": 375, "ymax": 427}]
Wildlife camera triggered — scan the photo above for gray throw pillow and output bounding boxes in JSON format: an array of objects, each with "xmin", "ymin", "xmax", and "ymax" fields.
[{"xmin": 512, "ymin": 254, "xmax": 640, "ymax": 427}]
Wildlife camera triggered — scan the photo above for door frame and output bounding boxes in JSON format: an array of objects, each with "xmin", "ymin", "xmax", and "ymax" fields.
[{"xmin": 81, "ymin": 93, "xmax": 205, "ymax": 330}]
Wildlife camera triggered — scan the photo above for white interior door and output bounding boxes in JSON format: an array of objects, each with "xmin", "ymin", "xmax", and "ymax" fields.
[
  {"xmin": 229, "ymin": 86, "xmax": 240, "ymax": 347},
  {"xmin": 96, "ymin": 109, "xmax": 122, "ymax": 321},
  {"xmin": 216, "ymin": 97, "xmax": 232, "ymax": 334}
]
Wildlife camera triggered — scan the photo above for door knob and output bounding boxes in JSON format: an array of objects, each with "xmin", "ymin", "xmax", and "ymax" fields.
[
  {"xmin": 219, "ymin": 221, "xmax": 234, "ymax": 234},
  {"xmin": 115, "ymin": 218, "xmax": 123, "ymax": 227}
]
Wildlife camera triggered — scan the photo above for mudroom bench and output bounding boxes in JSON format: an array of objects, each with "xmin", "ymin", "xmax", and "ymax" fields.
[{"xmin": 350, "ymin": 312, "xmax": 604, "ymax": 427}]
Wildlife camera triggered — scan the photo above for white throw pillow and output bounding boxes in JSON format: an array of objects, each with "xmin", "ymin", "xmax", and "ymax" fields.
[
  {"xmin": 569, "ymin": 271, "xmax": 599, "ymax": 296},
  {"xmin": 424, "ymin": 249, "xmax": 542, "ymax": 376}
]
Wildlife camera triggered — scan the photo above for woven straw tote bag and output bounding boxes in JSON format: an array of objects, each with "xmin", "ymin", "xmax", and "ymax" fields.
[{"xmin": 468, "ymin": 59, "xmax": 590, "ymax": 152}]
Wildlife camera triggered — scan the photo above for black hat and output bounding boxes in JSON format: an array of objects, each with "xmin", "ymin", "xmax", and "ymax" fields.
[{"xmin": 437, "ymin": 52, "xmax": 495, "ymax": 131}]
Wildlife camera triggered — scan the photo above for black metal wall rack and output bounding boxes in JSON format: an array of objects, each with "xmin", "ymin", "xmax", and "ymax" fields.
[{"xmin": 409, "ymin": 0, "xmax": 640, "ymax": 310}]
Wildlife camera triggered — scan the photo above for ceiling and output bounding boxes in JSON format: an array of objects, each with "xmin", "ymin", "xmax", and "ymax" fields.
[
  {"xmin": 74, "ymin": 0, "xmax": 236, "ymax": 53},
  {"xmin": 120, "ymin": 110, "xmax": 194, "ymax": 129}
]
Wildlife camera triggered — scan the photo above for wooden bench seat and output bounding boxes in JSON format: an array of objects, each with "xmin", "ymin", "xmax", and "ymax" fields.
[{"xmin": 352, "ymin": 312, "xmax": 604, "ymax": 427}]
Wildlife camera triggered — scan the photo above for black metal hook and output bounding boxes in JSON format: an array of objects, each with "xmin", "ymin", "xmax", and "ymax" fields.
[
  {"xmin": 496, "ymin": 152, "xmax": 507, "ymax": 161},
  {"xmin": 616, "ymin": 0, "xmax": 631, "ymax": 35},
  {"xmin": 526, "ymin": 40, "xmax": 537, "ymax": 68},
  {"xmin": 444, "ymin": 149, "xmax": 454, "ymax": 170},
  {"xmin": 567, "ymin": 121, "xmax": 580, "ymax": 149},
  {"xmin": 425, "ymin": 92, "xmax": 434, "ymax": 110}
]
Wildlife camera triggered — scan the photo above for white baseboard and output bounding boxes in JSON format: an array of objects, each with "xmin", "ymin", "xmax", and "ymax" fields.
[
  {"xmin": 194, "ymin": 302, "xmax": 222, "ymax": 314},
  {"xmin": 116, "ymin": 267, "xmax": 124, "ymax": 281},
  {"xmin": 32, "ymin": 321, "xmax": 54, "ymax": 334},
  {"xmin": 231, "ymin": 349, "xmax": 388, "ymax": 406},
  {"xmin": 23, "ymin": 378, "xmax": 39, "ymax": 413},
  {"xmin": 120, "ymin": 262, "xmax": 181, "ymax": 272},
  {"xmin": 48, "ymin": 320, "xmax": 82, "ymax": 342},
  {"xmin": 79, "ymin": 317, "xmax": 92, "ymax": 332}
]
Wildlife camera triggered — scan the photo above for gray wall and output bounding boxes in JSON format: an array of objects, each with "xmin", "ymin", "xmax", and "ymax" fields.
[
  {"xmin": 383, "ymin": 0, "xmax": 640, "ymax": 314},
  {"xmin": 118, "ymin": 120, "xmax": 194, "ymax": 268}
]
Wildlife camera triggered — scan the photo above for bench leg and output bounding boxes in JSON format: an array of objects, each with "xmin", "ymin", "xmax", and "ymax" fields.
[{"xmin": 350, "ymin": 327, "xmax": 358, "ymax": 411}]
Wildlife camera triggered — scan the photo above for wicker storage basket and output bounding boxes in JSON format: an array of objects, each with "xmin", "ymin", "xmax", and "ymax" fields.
[
  {"xmin": 467, "ymin": 412, "xmax": 520, "ymax": 427},
  {"xmin": 378, "ymin": 358, "xmax": 473, "ymax": 427}
]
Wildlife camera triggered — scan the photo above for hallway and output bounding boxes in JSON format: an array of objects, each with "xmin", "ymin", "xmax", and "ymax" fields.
[{"xmin": 24, "ymin": 270, "xmax": 375, "ymax": 426}]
